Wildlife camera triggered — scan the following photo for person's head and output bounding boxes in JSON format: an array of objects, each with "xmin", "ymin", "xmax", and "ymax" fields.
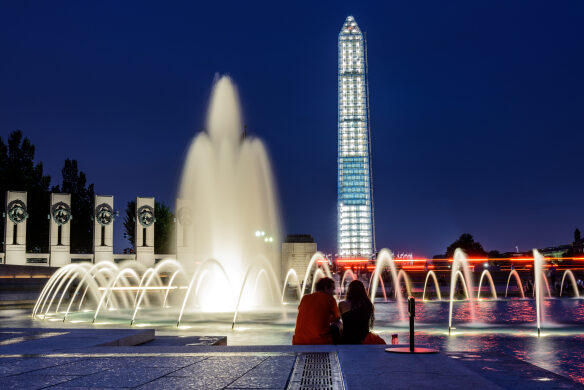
[
  {"xmin": 315, "ymin": 277, "xmax": 336, "ymax": 295},
  {"xmin": 346, "ymin": 280, "xmax": 369, "ymax": 304},
  {"xmin": 346, "ymin": 280, "xmax": 374, "ymax": 327}
]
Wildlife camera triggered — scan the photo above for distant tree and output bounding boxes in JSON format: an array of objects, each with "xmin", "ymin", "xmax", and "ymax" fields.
[
  {"xmin": 574, "ymin": 228, "xmax": 581, "ymax": 243},
  {"xmin": 123, "ymin": 201, "xmax": 136, "ymax": 251},
  {"xmin": 154, "ymin": 202, "xmax": 174, "ymax": 254},
  {"xmin": 446, "ymin": 233, "xmax": 487, "ymax": 258},
  {"xmin": 0, "ymin": 130, "xmax": 51, "ymax": 253},
  {"xmin": 124, "ymin": 200, "xmax": 136, "ymax": 250},
  {"xmin": 52, "ymin": 159, "xmax": 95, "ymax": 253},
  {"xmin": 123, "ymin": 200, "xmax": 175, "ymax": 254}
]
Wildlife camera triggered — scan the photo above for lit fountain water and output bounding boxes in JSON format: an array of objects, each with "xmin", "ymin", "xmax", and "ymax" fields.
[
  {"xmin": 281, "ymin": 269, "xmax": 301, "ymax": 303},
  {"xmin": 310, "ymin": 269, "xmax": 326, "ymax": 293},
  {"xmin": 533, "ymin": 270, "xmax": 552, "ymax": 298},
  {"xmin": 340, "ymin": 269, "xmax": 357, "ymax": 295},
  {"xmin": 422, "ymin": 270, "xmax": 442, "ymax": 301},
  {"xmin": 369, "ymin": 249, "xmax": 406, "ymax": 322},
  {"xmin": 477, "ymin": 269, "xmax": 497, "ymax": 300},
  {"xmin": 453, "ymin": 271, "xmax": 470, "ymax": 300},
  {"xmin": 396, "ymin": 269, "xmax": 412, "ymax": 297},
  {"xmin": 177, "ymin": 75, "xmax": 281, "ymax": 314},
  {"xmin": 505, "ymin": 269, "xmax": 525, "ymax": 298},
  {"xmin": 368, "ymin": 273, "xmax": 387, "ymax": 302},
  {"xmin": 448, "ymin": 248, "xmax": 475, "ymax": 334},
  {"xmin": 534, "ymin": 249, "xmax": 545, "ymax": 336},
  {"xmin": 299, "ymin": 252, "xmax": 333, "ymax": 299},
  {"xmin": 34, "ymin": 76, "xmax": 288, "ymax": 326},
  {"xmin": 560, "ymin": 269, "xmax": 580, "ymax": 298}
]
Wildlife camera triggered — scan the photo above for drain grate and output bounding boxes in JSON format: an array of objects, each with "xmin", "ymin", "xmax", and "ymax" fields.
[{"xmin": 287, "ymin": 352, "xmax": 344, "ymax": 390}]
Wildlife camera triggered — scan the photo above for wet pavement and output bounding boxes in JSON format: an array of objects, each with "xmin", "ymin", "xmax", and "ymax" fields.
[{"xmin": 0, "ymin": 329, "xmax": 582, "ymax": 389}]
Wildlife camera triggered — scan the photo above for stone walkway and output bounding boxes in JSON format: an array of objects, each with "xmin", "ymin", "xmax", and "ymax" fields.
[{"xmin": 0, "ymin": 328, "xmax": 582, "ymax": 389}]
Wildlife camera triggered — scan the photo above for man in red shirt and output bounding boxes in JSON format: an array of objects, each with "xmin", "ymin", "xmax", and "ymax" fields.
[{"xmin": 292, "ymin": 277, "xmax": 340, "ymax": 345}]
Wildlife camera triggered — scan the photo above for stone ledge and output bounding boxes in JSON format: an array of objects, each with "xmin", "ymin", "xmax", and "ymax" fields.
[{"xmin": 97, "ymin": 329, "xmax": 155, "ymax": 347}]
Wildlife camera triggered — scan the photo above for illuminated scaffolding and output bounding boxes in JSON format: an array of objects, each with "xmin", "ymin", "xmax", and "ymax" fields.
[{"xmin": 337, "ymin": 15, "xmax": 375, "ymax": 257}]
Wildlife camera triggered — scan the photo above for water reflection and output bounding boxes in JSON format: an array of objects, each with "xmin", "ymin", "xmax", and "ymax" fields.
[
  {"xmin": 5, "ymin": 297, "xmax": 584, "ymax": 385},
  {"xmin": 374, "ymin": 299, "xmax": 584, "ymax": 326}
]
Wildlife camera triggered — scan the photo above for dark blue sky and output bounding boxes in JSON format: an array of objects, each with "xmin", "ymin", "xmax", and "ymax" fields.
[{"xmin": 1, "ymin": 1, "xmax": 583, "ymax": 256}]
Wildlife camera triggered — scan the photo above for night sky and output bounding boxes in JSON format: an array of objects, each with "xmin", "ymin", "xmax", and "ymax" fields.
[{"xmin": 1, "ymin": 1, "xmax": 583, "ymax": 257}]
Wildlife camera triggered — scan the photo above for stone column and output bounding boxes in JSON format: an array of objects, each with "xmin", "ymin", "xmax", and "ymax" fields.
[
  {"xmin": 135, "ymin": 197, "xmax": 155, "ymax": 267},
  {"xmin": 175, "ymin": 198, "xmax": 192, "ymax": 263},
  {"xmin": 4, "ymin": 191, "xmax": 28, "ymax": 265},
  {"xmin": 93, "ymin": 195, "xmax": 115, "ymax": 263},
  {"xmin": 49, "ymin": 193, "xmax": 72, "ymax": 267}
]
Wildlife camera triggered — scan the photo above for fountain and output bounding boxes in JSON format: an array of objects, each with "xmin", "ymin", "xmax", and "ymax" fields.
[
  {"xmin": 534, "ymin": 249, "xmax": 545, "ymax": 336},
  {"xmin": 177, "ymin": 75, "xmax": 281, "ymax": 312},
  {"xmin": 505, "ymin": 269, "xmax": 525, "ymax": 298},
  {"xmin": 477, "ymin": 269, "xmax": 497, "ymax": 300},
  {"xmin": 299, "ymin": 252, "xmax": 333, "ymax": 299},
  {"xmin": 367, "ymin": 272, "xmax": 388, "ymax": 301},
  {"xmin": 448, "ymin": 249, "xmax": 475, "ymax": 334},
  {"xmin": 281, "ymin": 269, "xmax": 301, "ymax": 303},
  {"xmin": 27, "ymin": 75, "xmax": 583, "ymax": 346},
  {"xmin": 369, "ymin": 249, "xmax": 406, "ymax": 321},
  {"xmin": 340, "ymin": 269, "xmax": 356, "ymax": 295},
  {"xmin": 560, "ymin": 270, "xmax": 580, "ymax": 298},
  {"xmin": 34, "ymin": 76, "xmax": 285, "ymax": 325},
  {"xmin": 396, "ymin": 269, "xmax": 412, "ymax": 297},
  {"xmin": 422, "ymin": 270, "xmax": 442, "ymax": 301}
]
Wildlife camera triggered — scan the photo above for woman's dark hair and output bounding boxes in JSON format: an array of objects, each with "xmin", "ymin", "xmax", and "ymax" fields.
[
  {"xmin": 346, "ymin": 280, "xmax": 374, "ymax": 328},
  {"xmin": 315, "ymin": 277, "xmax": 335, "ymax": 292}
]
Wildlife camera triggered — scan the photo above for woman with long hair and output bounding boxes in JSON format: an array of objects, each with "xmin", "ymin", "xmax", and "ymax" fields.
[{"xmin": 338, "ymin": 280, "xmax": 385, "ymax": 344}]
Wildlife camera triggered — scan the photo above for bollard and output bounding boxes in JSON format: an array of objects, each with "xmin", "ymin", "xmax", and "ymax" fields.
[{"xmin": 386, "ymin": 296, "xmax": 438, "ymax": 354}]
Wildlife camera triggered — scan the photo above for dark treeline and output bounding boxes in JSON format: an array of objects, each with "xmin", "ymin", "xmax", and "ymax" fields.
[
  {"xmin": 0, "ymin": 130, "xmax": 94, "ymax": 253},
  {"xmin": 1, "ymin": 129, "xmax": 174, "ymax": 254}
]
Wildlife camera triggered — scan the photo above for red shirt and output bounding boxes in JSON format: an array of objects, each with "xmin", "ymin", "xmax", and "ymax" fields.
[{"xmin": 292, "ymin": 291, "xmax": 340, "ymax": 345}]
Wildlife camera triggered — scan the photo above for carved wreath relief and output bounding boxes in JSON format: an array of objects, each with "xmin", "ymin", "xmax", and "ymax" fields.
[
  {"xmin": 138, "ymin": 205, "xmax": 155, "ymax": 227},
  {"xmin": 95, "ymin": 203, "xmax": 114, "ymax": 226},
  {"xmin": 7, "ymin": 200, "xmax": 28, "ymax": 224},
  {"xmin": 51, "ymin": 202, "xmax": 72, "ymax": 225}
]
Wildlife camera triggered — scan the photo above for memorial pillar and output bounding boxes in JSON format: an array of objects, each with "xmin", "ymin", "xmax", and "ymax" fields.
[
  {"xmin": 176, "ymin": 198, "xmax": 192, "ymax": 263},
  {"xmin": 135, "ymin": 197, "xmax": 155, "ymax": 267},
  {"xmin": 4, "ymin": 191, "xmax": 28, "ymax": 265},
  {"xmin": 49, "ymin": 193, "xmax": 72, "ymax": 267},
  {"xmin": 93, "ymin": 195, "xmax": 115, "ymax": 263}
]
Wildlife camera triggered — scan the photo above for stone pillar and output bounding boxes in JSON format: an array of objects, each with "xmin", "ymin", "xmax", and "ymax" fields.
[
  {"xmin": 175, "ymin": 198, "xmax": 192, "ymax": 263},
  {"xmin": 4, "ymin": 191, "xmax": 28, "ymax": 265},
  {"xmin": 49, "ymin": 193, "xmax": 72, "ymax": 267},
  {"xmin": 135, "ymin": 197, "xmax": 155, "ymax": 267},
  {"xmin": 93, "ymin": 195, "xmax": 115, "ymax": 263}
]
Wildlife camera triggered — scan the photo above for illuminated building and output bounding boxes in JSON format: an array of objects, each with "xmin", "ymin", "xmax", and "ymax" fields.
[
  {"xmin": 338, "ymin": 16, "xmax": 375, "ymax": 257},
  {"xmin": 281, "ymin": 235, "xmax": 317, "ymax": 283}
]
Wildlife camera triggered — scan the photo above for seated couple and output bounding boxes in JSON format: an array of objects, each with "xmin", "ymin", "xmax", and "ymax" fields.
[{"xmin": 292, "ymin": 277, "xmax": 385, "ymax": 345}]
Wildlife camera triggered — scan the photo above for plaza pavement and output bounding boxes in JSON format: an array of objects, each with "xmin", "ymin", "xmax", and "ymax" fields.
[{"xmin": 0, "ymin": 328, "xmax": 582, "ymax": 389}]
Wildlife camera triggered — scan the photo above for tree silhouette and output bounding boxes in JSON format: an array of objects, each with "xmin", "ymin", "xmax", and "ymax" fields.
[
  {"xmin": 52, "ymin": 159, "xmax": 95, "ymax": 253},
  {"xmin": 446, "ymin": 233, "xmax": 487, "ymax": 258},
  {"xmin": 0, "ymin": 130, "xmax": 51, "ymax": 253}
]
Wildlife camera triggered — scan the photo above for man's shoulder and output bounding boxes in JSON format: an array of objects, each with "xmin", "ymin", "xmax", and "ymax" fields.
[
  {"xmin": 301, "ymin": 291, "xmax": 327, "ymax": 302},
  {"xmin": 313, "ymin": 291, "xmax": 337, "ymax": 304}
]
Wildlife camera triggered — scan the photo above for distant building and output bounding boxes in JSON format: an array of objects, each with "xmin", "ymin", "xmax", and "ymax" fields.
[
  {"xmin": 540, "ymin": 245, "xmax": 571, "ymax": 259},
  {"xmin": 337, "ymin": 16, "xmax": 375, "ymax": 258},
  {"xmin": 281, "ymin": 234, "xmax": 317, "ymax": 284}
]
